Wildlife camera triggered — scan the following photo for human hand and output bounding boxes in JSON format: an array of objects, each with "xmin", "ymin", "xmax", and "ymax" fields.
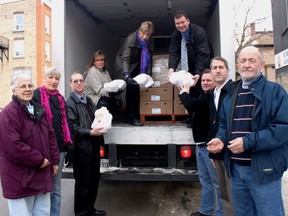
[
  {"xmin": 53, "ymin": 165, "xmax": 59, "ymax": 176},
  {"xmin": 167, "ymin": 68, "xmax": 175, "ymax": 80},
  {"xmin": 108, "ymin": 89, "xmax": 124, "ymax": 97},
  {"xmin": 90, "ymin": 127, "xmax": 108, "ymax": 136},
  {"xmin": 227, "ymin": 137, "xmax": 244, "ymax": 154},
  {"xmin": 40, "ymin": 158, "xmax": 50, "ymax": 168},
  {"xmin": 178, "ymin": 83, "xmax": 190, "ymax": 94},
  {"xmin": 125, "ymin": 77, "xmax": 139, "ymax": 87},
  {"xmin": 207, "ymin": 138, "xmax": 224, "ymax": 154},
  {"xmin": 191, "ymin": 74, "xmax": 200, "ymax": 87}
]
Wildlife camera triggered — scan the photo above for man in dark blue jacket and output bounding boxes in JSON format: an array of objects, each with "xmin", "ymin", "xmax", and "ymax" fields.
[{"xmin": 207, "ymin": 46, "xmax": 288, "ymax": 216}]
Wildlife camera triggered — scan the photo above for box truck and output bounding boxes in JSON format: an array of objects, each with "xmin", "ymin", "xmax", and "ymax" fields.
[{"xmin": 53, "ymin": 0, "xmax": 235, "ymax": 181}]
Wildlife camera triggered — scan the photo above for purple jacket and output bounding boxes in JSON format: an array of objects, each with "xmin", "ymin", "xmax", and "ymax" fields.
[{"xmin": 0, "ymin": 96, "xmax": 60, "ymax": 199}]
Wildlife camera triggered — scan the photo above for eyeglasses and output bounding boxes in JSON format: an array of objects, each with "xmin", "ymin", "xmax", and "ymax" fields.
[
  {"xmin": 17, "ymin": 84, "xmax": 34, "ymax": 90},
  {"xmin": 72, "ymin": 79, "xmax": 84, "ymax": 84}
]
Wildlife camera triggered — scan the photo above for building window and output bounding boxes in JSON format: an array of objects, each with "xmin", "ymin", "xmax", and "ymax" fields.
[
  {"xmin": 14, "ymin": 13, "xmax": 24, "ymax": 31},
  {"xmin": 45, "ymin": 41, "xmax": 50, "ymax": 61},
  {"xmin": 14, "ymin": 39, "xmax": 24, "ymax": 58},
  {"xmin": 45, "ymin": 14, "xmax": 50, "ymax": 34}
]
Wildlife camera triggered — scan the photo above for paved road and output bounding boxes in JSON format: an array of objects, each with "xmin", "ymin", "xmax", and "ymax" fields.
[{"xmin": 0, "ymin": 172, "xmax": 288, "ymax": 216}]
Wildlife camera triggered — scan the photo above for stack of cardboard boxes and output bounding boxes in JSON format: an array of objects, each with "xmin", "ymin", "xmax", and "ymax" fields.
[{"xmin": 139, "ymin": 54, "xmax": 188, "ymax": 119}]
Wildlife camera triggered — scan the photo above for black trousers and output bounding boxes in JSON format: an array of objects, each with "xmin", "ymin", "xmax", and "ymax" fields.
[
  {"xmin": 73, "ymin": 144, "xmax": 100, "ymax": 216},
  {"xmin": 125, "ymin": 82, "xmax": 140, "ymax": 121}
]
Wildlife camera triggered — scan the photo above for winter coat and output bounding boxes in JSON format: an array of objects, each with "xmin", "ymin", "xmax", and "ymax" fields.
[
  {"xmin": 169, "ymin": 23, "xmax": 210, "ymax": 75},
  {"xmin": 216, "ymin": 74, "xmax": 288, "ymax": 183},
  {"xmin": 66, "ymin": 92, "xmax": 104, "ymax": 154},
  {"xmin": 33, "ymin": 88, "xmax": 69, "ymax": 153},
  {"xmin": 179, "ymin": 92, "xmax": 211, "ymax": 142},
  {"xmin": 115, "ymin": 30, "xmax": 154, "ymax": 78},
  {"xmin": 0, "ymin": 96, "xmax": 59, "ymax": 199},
  {"xmin": 83, "ymin": 66, "xmax": 112, "ymax": 105}
]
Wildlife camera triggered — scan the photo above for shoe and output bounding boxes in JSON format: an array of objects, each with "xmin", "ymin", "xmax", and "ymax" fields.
[
  {"xmin": 92, "ymin": 209, "xmax": 106, "ymax": 216},
  {"xmin": 129, "ymin": 119, "xmax": 144, "ymax": 126},
  {"xmin": 180, "ymin": 117, "xmax": 192, "ymax": 123},
  {"xmin": 190, "ymin": 211, "xmax": 210, "ymax": 216}
]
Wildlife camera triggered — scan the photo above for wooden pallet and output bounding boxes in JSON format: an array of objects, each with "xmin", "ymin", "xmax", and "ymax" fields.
[{"xmin": 140, "ymin": 114, "xmax": 189, "ymax": 124}]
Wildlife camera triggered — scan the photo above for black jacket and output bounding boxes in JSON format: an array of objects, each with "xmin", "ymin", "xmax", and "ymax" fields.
[
  {"xmin": 179, "ymin": 92, "xmax": 211, "ymax": 142},
  {"xmin": 33, "ymin": 88, "xmax": 69, "ymax": 152},
  {"xmin": 169, "ymin": 23, "xmax": 210, "ymax": 76},
  {"xmin": 66, "ymin": 92, "xmax": 104, "ymax": 154},
  {"xmin": 208, "ymin": 79, "xmax": 232, "ymax": 160}
]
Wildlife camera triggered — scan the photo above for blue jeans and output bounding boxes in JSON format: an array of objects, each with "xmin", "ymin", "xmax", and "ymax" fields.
[
  {"xmin": 8, "ymin": 193, "xmax": 50, "ymax": 216},
  {"xmin": 50, "ymin": 152, "xmax": 64, "ymax": 216},
  {"xmin": 196, "ymin": 146, "xmax": 223, "ymax": 216},
  {"xmin": 231, "ymin": 163, "xmax": 285, "ymax": 216}
]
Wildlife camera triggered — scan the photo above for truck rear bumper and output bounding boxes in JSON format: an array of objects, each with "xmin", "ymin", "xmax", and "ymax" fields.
[{"xmin": 62, "ymin": 167, "xmax": 198, "ymax": 181}]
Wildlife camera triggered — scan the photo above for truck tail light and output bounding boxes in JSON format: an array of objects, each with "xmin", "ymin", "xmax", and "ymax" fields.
[
  {"xmin": 100, "ymin": 146, "xmax": 105, "ymax": 158},
  {"xmin": 180, "ymin": 145, "xmax": 192, "ymax": 158}
]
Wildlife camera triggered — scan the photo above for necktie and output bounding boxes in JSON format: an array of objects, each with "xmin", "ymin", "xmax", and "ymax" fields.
[{"xmin": 181, "ymin": 35, "xmax": 189, "ymax": 71}]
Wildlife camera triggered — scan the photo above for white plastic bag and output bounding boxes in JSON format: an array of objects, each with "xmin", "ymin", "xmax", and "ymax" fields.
[
  {"xmin": 133, "ymin": 74, "xmax": 154, "ymax": 89},
  {"xmin": 104, "ymin": 79, "xmax": 127, "ymax": 92},
  {"xmin": 169, "ymin": 70, "xmax": 195, "ymax": 87},
  {"xmin": 91, "ymin": 107, "xmax": 113, "ymax": 131}
]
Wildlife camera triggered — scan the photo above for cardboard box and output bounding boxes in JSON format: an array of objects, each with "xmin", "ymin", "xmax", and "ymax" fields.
[
  {"xmin": 173, "ymin": 85, "xmax": 180, "ymax": 101},
  {"xmin": 152, "ymin": 54, "xmax": 170, "ymax": 87},
  {"xmin": 140, "ymin": 101, "xmax": 173, "ymax": 115},
  {"xmin": 173, "ymin": 101, "xmax": 189, "ymax": 115},
  {"xmin": 140, "ymin": 85, "xmax": 173, "ymax": 102}
]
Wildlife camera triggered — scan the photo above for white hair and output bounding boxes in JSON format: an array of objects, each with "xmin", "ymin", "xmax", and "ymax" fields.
[{"xmin": 11, "ymin": 74, "xmax": 33, "ymax": 90}]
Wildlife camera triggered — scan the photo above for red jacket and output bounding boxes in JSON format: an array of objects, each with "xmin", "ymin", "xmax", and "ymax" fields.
[{"xmin": 0, "ymin": 96, "xmax": 59, "ymax": 199}]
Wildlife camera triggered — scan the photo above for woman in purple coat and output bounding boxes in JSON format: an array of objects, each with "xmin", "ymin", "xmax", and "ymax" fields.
[{"xmin": 0, "ymin": 74, "xmax": 59, "ymax": 216}]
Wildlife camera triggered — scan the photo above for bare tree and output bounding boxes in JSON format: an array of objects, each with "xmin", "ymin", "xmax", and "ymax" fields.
[{"xmin": 234, "ymin": 0, "xmax": 273, "ymax": 59}]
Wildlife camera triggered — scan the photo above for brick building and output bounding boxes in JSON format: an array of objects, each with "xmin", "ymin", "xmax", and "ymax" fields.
[
  {"xmin": 235, "ymin": 22, "xmax": 275, "ymax": 82},
  {"xmin": 0, "ymin": 0, "xmax": 52, "ymax": 108}
]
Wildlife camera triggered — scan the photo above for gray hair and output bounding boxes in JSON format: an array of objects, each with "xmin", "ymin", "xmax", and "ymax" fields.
[
  {"xmin": 210, "ymin": 56, "xmax": 229, "ymax": 70},
  {"xmin": 11, "ymin": 74, "xmax": 33, "ymax": 90},
  {"xmin": 44, "ymin": 67, "xmax": 61, "ymax": 78}
]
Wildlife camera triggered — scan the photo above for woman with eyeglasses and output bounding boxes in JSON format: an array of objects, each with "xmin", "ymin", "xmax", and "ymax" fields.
[
  {"xmin": 33, "ymin": 67, "xmax": 72, "ymax": 216},
  {"xmin": 84, "ymin": 50, "xmax": 122, "ymax": 114}
]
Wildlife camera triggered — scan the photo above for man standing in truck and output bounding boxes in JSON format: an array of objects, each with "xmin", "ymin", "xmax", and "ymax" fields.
[
  {"xmin": 169, "ymin": 10, "xmax": 211, "ymax": 127},
  {"xmin": 115, "ymin": 21, "xmax": 154, "ymax": 126}
]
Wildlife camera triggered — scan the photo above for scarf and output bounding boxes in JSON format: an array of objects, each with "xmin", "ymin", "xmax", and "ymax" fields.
[
  {"xmin": 137, "ymin": 33, "xmax": 151, "ymax": 74},
  {"xmin": 39, "ymin": 85, "xmax": 72, "ymax": 145}
]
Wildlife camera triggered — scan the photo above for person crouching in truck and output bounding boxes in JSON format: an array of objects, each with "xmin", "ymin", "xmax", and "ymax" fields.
[
  {"xmin": 84, "ymin": 50, "xmax": 122, "ymax": 115},
  {"xmin": 115, "ymin": 21, "xmax": 154, "ymax": 126},
  {"xmin": 178, "ymin": 70, "xmax": 223, "ymax": 216},
  {"xmin": 66, "ymin": 72, "xmax": 107, "ymax": 216}
]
